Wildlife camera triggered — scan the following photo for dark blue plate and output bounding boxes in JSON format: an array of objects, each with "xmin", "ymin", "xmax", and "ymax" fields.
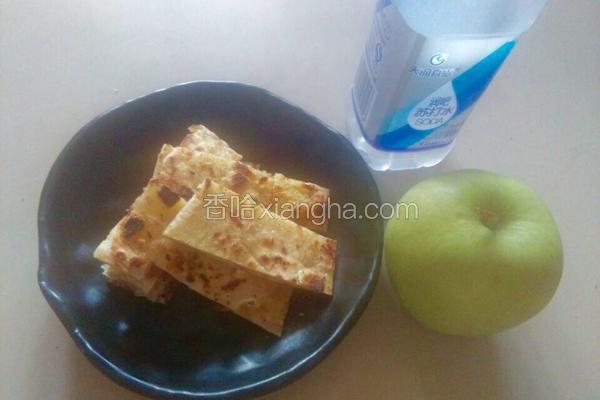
[{"xmin": 38, "ymin": 81, "xmax": 382, "ymax": 399}]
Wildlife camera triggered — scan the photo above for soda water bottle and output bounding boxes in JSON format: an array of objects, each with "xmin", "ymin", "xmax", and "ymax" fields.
[{"xmin": 346, "ymin": 0, "xmax": 548, "ymax": 170}]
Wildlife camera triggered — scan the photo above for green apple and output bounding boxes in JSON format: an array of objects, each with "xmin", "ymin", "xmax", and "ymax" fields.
[{"xmin": 385, "ymin": 170, "xmax": 562, "ymax": 336}]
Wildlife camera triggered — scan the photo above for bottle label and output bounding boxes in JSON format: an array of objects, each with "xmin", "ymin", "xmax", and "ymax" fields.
[{"xmin": 353, "ymin": 2, "xmax": 516, "ymax": 151}]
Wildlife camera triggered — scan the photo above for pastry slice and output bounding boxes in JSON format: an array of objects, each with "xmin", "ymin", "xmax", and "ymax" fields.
[
  {"xmin": 96, "ymin": 126, "xmax": 241, "ymax": 302},
  {"xmin": 154, "ymin": 145, "xmax": 330, "ymax": 232},
  {"xmin": 180, "ymin": 124, "xmax": 242, "ymax": 161},
  {"xmin": 164, "ymin": 179, "xmax": 337, "ymax": 295},
  {"xmin": 95, "ymin": 178, "xmax": 292, "ymax": 335}
]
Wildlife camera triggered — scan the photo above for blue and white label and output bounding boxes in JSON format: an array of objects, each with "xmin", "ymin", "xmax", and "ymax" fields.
[
  {"xmin": 406, "ymin": 82, "xmax": 457, "ymax": 130},
  {"xmin": 372, "ymin": 41, "xmax": 516, "ymax": 151},
  {"xmin": 352, "ymin": 2, "xmax": 517, "ymax": 152}
]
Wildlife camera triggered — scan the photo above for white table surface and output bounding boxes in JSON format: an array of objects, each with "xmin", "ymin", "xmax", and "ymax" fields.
[{"xmin": 1, "ymin": 1, "xmax": 599, "ymax": 399}]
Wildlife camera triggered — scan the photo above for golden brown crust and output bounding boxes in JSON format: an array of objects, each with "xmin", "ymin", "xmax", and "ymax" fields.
[
  {"xmin": 93, "ymin": 124, "xmax": 244, "ymax": 304},
  {"xmin": 96, "ymin": 176, "xmax": 293, "ymax": 335},
  {"xmin": 158, "ymin": 186, "xmax": 180, "ymax": 207},
  {"xmin": 164, "ymin": 180, "xmax": 337, "ymax": 295},
  {"xmin": 122, "ymin": 215, "xmax": 144, "ymax": 238},
  {"xmin": 94, "ymin": 124, "xmax": 331, "ymax": 334},
  {"xmin": 153, "ymin": 146, "xmax": 330, "ymax": 232},
  {"xmin": 180, "ymin": 125, "xmax": 243, "ymax": 161}
]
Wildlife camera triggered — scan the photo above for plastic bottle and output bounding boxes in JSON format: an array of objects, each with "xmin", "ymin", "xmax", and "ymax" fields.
[{"xmin": 346, "ymin": 0, "xmax": 548, "ymax": 171}]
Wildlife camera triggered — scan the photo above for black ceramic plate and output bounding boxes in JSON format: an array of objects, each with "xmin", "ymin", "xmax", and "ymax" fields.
[{"xmin": 38, "ymin": 81, "xmax": 382, "ymax": 399}]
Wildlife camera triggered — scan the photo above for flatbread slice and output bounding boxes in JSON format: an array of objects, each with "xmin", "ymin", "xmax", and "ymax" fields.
[
  {"xmin": 147, "ymin": 235, "xmax": 292, "ymax": 336},
  {"xmin": 180, "ymin": 125, "xmax": 243, "ymax": 161},
  {"xmin": 96, "ymin": 126, "xmax": 242, "ymax": 302},
  {"xmin": 93, "ymin": 158, "xmax": 185, "ymax": 302},
  {"xmin": 154, "ymin": 145, "xmax": 330, "ymax": 231},
  {"xmin": 164, "ymin": 179, "xmax": 337, "ymax": 295},
  {"xmin": 95, "ymin": 178, "xmax": 292, "ymax": 335}
]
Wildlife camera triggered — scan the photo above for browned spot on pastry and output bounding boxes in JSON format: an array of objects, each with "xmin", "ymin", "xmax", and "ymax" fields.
[
  {"xmin": 229, "ymin": 173, "xmax": 247, "ymax": 189},
  {"xmin": 166, "ymin": 250, "xmax": 184, "ymax": 272},
  {"xmin": 129, "ymin": 257, "xmax": 143, "ymax": 269},
  {"xmin": 235, "ymin": 162, "xmax": 253, "ymax": 177},
  {"xmin": 263, "ymin": 238, "xmax": 274, "ymax": 247},
  {"xmin": 302, "ymin": 182, "xmax": 316, "ymax": 192},
  {"xmin": 178, "ymin": 186, "xmax": 194, "ymax": 200},
  {"xmin": 272, "ymin": 255, "xmax": 290, "ymax": 267},
  {"xmin": 145, "ymin": 264, "xmax": 161, "ymax": 279},
  {"xmin": 323, "ymin": 239, "xmax": 335, "ymax": 251},
  {"xmin": 221, "ymin": 279, "xmax": 245, "ymax": 292},
  {"xmin": 229, "ymin": 162, "xmax": 255, "ymax": 189},
  {"xmin": 213, "ymin": 232, "xmax": 231, "ymax": 247},
  {"xmin": 158, "ymin": 186, "xmax": 180, "ymax": 207},
  {"xmin": 198, "ymin": 164, "xmax": 215, "ymax": 176},
  {"xmin": 185, "ymin": 271, "xmax": 196, "ymax": 283},
  {"xmin": 231, "ymin": 243, "xmax": 244, "ymax": 257},
  {"xmin": 302, "ymin": 273, "xmax": 325, "ymax": 293},
  {"xmin": 280, "ymin": 246, "xmax": 287, "ymax": 255},
  {"xmin": 321, "ymin": 239, "xmax": 337, "ymax": 267},
  {"xmin": 203, "ymin": 179, "xmax": 212, "ymax": 192},
  {"xmin": 122, "ymin": 215, "xmax": 144, "ymax": 238},
  {"xmin": 259, "ymin": 255, "xmax": 270, "ymax": 264},
  {"xmin": 173, "ymin": 262, "xmax": 184, "ymax": 273},
  {"xmin": 198, "ymin": 273, "xmax": 210, "ymax": 289},
  {"xmin": 259, "ymin": 176, "xmax": 268, "ymax": 184},
  {"xmin": 114, "ymin": 250, "xmax": 127, "ymax": 263},
  {"xmin": 258, "ymin": 254, "xmax": 290, "ymax": 269}
]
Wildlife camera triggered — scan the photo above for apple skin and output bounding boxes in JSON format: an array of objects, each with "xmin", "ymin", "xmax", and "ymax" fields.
[{"xmin": 385, "ymin": 170, "xmax": 562, "ymax": 336}]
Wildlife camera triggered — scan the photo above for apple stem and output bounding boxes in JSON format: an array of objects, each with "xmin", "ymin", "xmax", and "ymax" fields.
[{"xmin": 477, "ymin": 207, "xmax": 500, "ymax": 229}]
